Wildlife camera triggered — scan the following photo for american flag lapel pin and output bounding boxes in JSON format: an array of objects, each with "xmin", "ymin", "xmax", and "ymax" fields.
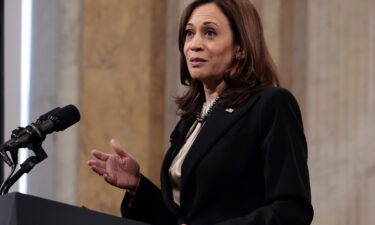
[{"xmin": 225, "ymin": 108, "xmax": 234, "ymax": 113}]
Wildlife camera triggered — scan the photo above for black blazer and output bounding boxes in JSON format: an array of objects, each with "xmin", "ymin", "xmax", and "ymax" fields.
[{"xmin": 121, "ymin": 87, "xmax": 313, "ymax": 225}]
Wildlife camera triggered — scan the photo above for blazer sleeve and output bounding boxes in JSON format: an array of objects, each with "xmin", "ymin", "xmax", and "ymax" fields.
[
  {"xmin": 216, "ymin": 88, "xmax": 314, "ymax": 225},
  {"xmin": 121, "ymin": 174, "xmax": 178, "ymax": 225}
]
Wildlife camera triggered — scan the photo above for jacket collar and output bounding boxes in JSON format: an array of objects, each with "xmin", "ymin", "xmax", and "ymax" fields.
[
  {"xmin": 180, "ymin": 94, "xmax": 261, "ymax": 194},
  {"xmin": 160, "ymin": 118, "xmax": 193, "ymax": 215},
  {"xmin": 161, "ymin": 87, "xmax": 265, "ymax": 212}
]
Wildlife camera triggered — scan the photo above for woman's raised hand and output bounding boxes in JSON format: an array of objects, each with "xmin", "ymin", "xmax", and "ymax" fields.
[{"xmin": 87, "ymin": 139, "xmax": 140, "ymax": 195}]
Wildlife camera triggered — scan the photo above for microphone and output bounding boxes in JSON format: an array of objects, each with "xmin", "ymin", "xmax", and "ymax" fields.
[{"xmin": 0, "ymin": 104, "xmax": 80, "ymax": 156}]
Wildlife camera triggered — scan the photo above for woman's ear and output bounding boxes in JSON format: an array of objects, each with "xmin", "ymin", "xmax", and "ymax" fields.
[{"xmin": 235, "ymin": 46, "xmax": 245, "ymax": 60}]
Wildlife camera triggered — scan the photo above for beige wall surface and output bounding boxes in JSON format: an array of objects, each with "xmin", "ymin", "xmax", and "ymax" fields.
[
  {"xmin": 76, "ymin": 0, "xmax": 375, "ymax": 223},
  {"xmin": 79, "ymin": 0, "xmax": 166, "ymax": 216},
  {"xmin": 255, "ymin": 0, "xmax": 375, "ymax": 224},
  {"xmin": 306, "ymin": 1, "xmax": 375, "ymax": 224}
]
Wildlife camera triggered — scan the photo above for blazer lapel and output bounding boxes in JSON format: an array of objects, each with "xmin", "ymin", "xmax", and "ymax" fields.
[
  {"xmin": 180, "ymin": 94, "xmax": 261, "ymax": 192},
  {"xmin": 160, "ymin": 118, "xmax": 193, "ymax": 213},
  {"xmin": 161, "ymin": 86, "xmax": 266, "ymax": 210}
]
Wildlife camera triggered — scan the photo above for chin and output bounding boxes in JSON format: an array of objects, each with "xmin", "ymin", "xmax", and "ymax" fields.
[
  {"xmin": 189, "ymin": 69, "xmax": 207, "ymax": 79},
  {"xmin": 190, "ymin": 73, "xmax": 208, "ymax": 81}
]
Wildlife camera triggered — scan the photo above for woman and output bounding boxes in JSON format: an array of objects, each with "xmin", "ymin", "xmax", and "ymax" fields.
[{"xmin": 87, "ymin": 0, "xmax": 314, "ymax": 224}]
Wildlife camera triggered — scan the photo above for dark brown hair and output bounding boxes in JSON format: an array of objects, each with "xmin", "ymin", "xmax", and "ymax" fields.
[{"xmin": 176, "ymin": 0, "xmax": 279, "ymax": 119}]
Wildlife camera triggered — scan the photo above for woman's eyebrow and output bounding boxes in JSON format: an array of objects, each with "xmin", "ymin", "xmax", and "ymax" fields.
[
  {"xmin": 203, "ymin": 21, "xmax": 218, "ymax": 27},
  {"xmin": 186, "ymin": 21, "xmax": 219, "ymax": 27}
]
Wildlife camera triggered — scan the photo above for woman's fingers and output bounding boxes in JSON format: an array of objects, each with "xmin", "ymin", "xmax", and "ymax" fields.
[
  {"xmin": 87, "ymin": 159, "xmax": 106, "ymax": 170},
  {"xmin": 91, "ymin": 149, "xmax": 110, "ymax": 161},
  {"xmin": 110, "ymin": 139, "xmax": 128, "ymax": 158},
  {"xmin": 90, "ymin": 164, "xmax": 107, "ymax": 176}
]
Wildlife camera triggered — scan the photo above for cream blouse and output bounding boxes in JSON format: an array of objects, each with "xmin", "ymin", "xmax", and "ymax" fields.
[{"xmin": 168, "ymin": 99, "xmax": 217, "ymax": 206}]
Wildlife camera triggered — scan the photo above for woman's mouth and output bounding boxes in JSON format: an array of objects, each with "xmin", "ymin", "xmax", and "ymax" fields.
[{"xmin": 189, "ymin": 57, "xmax": 207, "ymax": 67}]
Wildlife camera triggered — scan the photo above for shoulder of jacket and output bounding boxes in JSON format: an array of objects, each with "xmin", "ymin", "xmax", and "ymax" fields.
[
  {"xmin": 253, "ymin": 86, "xmax": 296, "ymax": 104},
  {"xmin": 255, "ymin": 86, "xmax": 291, "ymax": 96}
]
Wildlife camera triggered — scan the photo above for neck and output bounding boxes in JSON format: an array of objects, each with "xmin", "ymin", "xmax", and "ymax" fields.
[{"xmin": 202, "ymin": 79, "xmax": 227, "ymax": 103}]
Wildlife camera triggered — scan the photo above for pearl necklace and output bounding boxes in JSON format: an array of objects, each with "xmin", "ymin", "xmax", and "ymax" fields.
[{"xmin": 196, "ymin": 97, "xmax": 219, "ymax": 123}]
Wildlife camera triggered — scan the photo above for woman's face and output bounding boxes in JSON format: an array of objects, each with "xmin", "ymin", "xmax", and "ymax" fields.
[{"xmin": 184, "ymin": 3, "xmax": 238, "ymax": 84}]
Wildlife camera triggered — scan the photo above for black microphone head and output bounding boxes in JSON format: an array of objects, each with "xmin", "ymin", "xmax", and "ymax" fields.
[
  {"xmin": 53, "ymin": 105, "xmax": 80, "ymax": 131},
  {"xmin": 38, "ymin": 107, "xmax": 61, "ymax": 121}
]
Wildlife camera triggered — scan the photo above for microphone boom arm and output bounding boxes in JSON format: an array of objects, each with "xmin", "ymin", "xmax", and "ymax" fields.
[{"xmin": 0, "ymin": 142, "xmax": 48, "ymax": 195}]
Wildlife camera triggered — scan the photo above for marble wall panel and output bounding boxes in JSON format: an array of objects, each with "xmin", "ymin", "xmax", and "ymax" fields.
[
  {"xmin": 251, "ymin": 0, "xmax": 375, "ymax": 224},
  {"xmin": 165, "ymin": 0, "xmax": 184, "ymax": 146},
  {"xmin": 79, "ymin": 0, "xmax": 166, "ymax": 216},
  {"xmin": 54, "ymin": 0, "xmax": 82, "ymax": 205},
  {"xmin": 306, "ymin": 0, "xmax": 375, "ymax": 224}
]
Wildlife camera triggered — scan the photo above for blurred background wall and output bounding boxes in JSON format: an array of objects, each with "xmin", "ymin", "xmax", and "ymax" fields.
[
  {"xmin": 3, "ymin": 0, "xmax": 375, "ymax": 224},
  {"xmin": 4, "ymin": 0, "xmax": 81, "ymax": 203},
  {"xmin": 253, "ymin": 0, "xmax": 375, "ymax": 224}
]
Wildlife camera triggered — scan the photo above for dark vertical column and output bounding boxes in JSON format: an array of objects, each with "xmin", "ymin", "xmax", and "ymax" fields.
[{"xmin": 0, "ymin": 0, "xmax": 4, "ymax": 183}]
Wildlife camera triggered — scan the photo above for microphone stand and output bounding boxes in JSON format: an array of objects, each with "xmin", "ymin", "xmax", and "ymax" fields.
[{"xmin": 0, "ymin": 127, "xmax": 48, "ymax": 195}]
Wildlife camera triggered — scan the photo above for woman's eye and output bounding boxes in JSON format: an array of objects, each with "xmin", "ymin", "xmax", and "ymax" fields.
[
  {"xmin": 185, "ymin": 30, "xmax": 194, "ymax": 37},
  {"xmin": 205, "ymin": 30, "xmax": 216, "ymax": 37}
]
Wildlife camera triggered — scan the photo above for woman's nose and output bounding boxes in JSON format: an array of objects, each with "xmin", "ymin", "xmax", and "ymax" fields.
[{"xmin": 189, "ymin": 35, "xmax": 204, "ymax": 52}]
